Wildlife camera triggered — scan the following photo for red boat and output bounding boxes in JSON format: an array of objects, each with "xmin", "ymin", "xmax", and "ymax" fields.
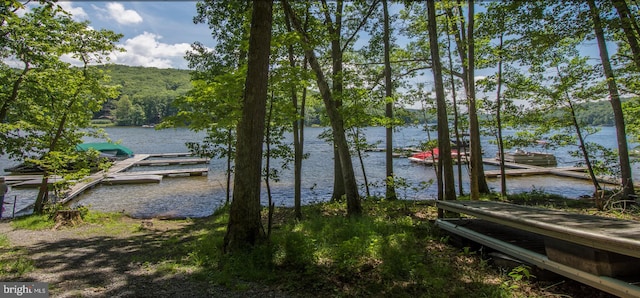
[{"xmin": 408, "ymin": 148, "xmax": 467, "ymax": 165}]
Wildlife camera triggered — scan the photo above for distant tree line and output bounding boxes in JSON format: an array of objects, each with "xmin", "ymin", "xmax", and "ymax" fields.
[{"xmin": 90, "ymin": 64, "xmax": 623, "ymax": 128}]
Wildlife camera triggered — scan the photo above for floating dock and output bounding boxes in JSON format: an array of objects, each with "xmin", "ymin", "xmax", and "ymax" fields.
[
  {"xmin": 7, "ymin": 153, "xmax": 210, "ymax": 214},
  {"xmin": 114, "ymin": 168, "xmax": 208, "ymax": 177},
  {"xmin": 482, "ymin": 158, "xmax": 630, "ymax": 187},
  {"xmin": 103, "ymin": 174, "xmax": 163, "ymax": 185},
  {"xmin": 60, "ymin": 154, "xmax": 151, "ymax": 204},
  {"xmin": 134, "ymin": 158, "xmax": 210, "ymax": 166}
]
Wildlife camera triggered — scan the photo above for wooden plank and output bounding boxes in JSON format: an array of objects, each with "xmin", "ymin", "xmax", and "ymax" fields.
[
  {"xmin": 115, "ymin": 167, "xmax": 208, "ymax": 177},
  {"xmin": 484, "ymin": 167, "xmax": 586, "ymax": 177},
  {"xmin": 103, "ymin": 174, "xmax": 163, "ymax": 184},
  {"xmin": 60, "ymin": 154, "xmax": 151, "ymax": 204},
  {"xmin": 10, "ymin": 177, "xmax": 64, "ymax": 188},
  {"xmin": 134, "ymin": 158, "xmax": 210, "ymax": 166},
  {"xmin": 146, "ymin": 152, "xmax": 193, "ymax": 158},
  {"xmin": 436, "ymin": 200, "xmax": 640, "ymax": 258}
]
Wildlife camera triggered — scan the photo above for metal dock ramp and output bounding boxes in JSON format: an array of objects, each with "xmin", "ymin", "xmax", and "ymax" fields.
[{"xmin": 436, "ymin": 200, "xmax": 640, "ymax": 298}]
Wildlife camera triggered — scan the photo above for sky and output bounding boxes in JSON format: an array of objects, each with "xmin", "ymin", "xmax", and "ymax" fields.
[{"xmin": 55, "ymin": 1, "xmax": 216, "ymax": 69}]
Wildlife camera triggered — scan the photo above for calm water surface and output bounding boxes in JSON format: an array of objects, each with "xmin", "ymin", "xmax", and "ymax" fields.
[{"xmin": 0, "ymin": 126, "xmax": 635, "ymax": 218}]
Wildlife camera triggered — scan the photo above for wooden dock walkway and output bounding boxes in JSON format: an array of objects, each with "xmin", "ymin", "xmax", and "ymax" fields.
[
  {"xmin": 114, "ymin": 168, "xmax": 208, "ymax": 177},
  {"xmin": 134, "ymin": 158, "xmax": 210, "ymax": 166},
  {"xmin": 481, "ymin": 158, "xmax": 629, "ymax": 186},
  {"xmin": 59, "ymin": 154, "xmax": 150, "ymax": 204},
  {"xmin": 483, "ymin": 166, "xmax": 586, "ymax": 177},
  {"xmin": 9, "ymin": 153, "xmax": 209, "ymax": 215},
  {"xmin": 436, "ymin": 200, "xmax": 640, "ymax": 297}
]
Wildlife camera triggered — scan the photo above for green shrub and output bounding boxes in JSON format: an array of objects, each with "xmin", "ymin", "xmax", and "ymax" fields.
[{"xmin": 278, "ymin": 230, "xmax": 316, "ymax": 268}]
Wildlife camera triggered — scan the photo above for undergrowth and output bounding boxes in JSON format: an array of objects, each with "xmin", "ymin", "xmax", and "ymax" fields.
[
  {"xmin": 159, "ymin": 200, "xmax": 523, "ymax": 297},
  {"xmin": 10, "ymin": 205, "xmax": 125, "ymax": 231},
  {"xmin": 4, "ymin": 197, "xmax": 617, "ymax": 296}
]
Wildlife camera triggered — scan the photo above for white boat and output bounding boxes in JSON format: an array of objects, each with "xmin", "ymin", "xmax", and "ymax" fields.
[{"xmin": 497, "ymin": 149, "xmax": 557, "ymax": 166}]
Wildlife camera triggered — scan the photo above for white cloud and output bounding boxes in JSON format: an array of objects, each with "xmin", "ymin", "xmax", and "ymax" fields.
[
  {"xmin": 103, "ymin": 3, "xmax": 143, "ymax": 25},
  {"xmin": 108, "ymin": 32, "xmax": 192, "ymax": 69},
  {"xmin": 57, "ymin": 2, "xmax": 88, "ymax": 21}
]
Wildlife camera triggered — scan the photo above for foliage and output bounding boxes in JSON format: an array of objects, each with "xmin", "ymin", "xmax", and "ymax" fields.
[
  {"xmin": 144, "ymin": 200, "xmax": 520, "ymax": 297},
  {"xmin": 1, "ymin": 1, "xmax": 123, "ymax": 213},
  {"xmin": 501, "ymin": 265, "xmax": 534, "ymax": 291},
  {"xmin": 97, "ymin": 64, "xmax": 192, "ymax": 126}
]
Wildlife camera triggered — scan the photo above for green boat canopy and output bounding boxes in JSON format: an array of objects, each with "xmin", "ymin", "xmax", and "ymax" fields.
[{"xmin": 76, "ymin": 142, "xmax": 134, "ymax": 158}]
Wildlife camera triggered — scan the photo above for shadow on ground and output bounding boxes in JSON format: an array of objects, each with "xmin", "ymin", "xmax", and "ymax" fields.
[{"xmin": 3, "ymin": 219, "xmax": 287, "ymax": 298}]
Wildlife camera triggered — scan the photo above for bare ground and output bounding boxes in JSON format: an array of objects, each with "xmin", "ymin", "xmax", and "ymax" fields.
[{"xmin": 0, "ymin": 217, "xmax": 290, "ymax": 298}]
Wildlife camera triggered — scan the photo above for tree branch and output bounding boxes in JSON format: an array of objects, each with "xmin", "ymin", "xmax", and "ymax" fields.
[{"xmin": 341, "ymin": 0, "xmax": 380, "ymax": 53}]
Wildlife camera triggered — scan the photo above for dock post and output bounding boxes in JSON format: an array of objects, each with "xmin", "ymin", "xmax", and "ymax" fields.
[{"xmin": 12, "ymin": 195, "xmax": 16, "ymax": 218}]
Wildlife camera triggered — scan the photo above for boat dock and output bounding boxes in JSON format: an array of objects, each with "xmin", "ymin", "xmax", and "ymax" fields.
[
  {"xmin": 60, "ymin": 154, "xmax": 152, "ymax": 204},
  {"xmin": 6, "ymin": 153, "xmax": 209, "ymax": 211},
  {"xmin": 481, "ymin": 158, "xmax": 629, "ymax": 187},
  {"xmin": 436, "ymin": 200, "xmax": 640, "ymax": 297},
  {"xmin": 134, "ymin": 158, "xmax": 210, "ymax": 166}
]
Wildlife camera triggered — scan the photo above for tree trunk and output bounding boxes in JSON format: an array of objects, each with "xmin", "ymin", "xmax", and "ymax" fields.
[
  {"xmin": 611, "ymin": 0, "xmax": 640, "ymax": 69},
  {"xmin": 284, "ymin": 14, "xmax": 304, "ymax": 220},
  {"xmin": 444, "ymin": 13, "xmax": 464, "ymax": 197},
  {"xmin": 496, "ymin": 33, "xmax": 507, "ymax": 198},
  {"xmin": 33, "ymin": 176, "xmax": 48, "ymax": 214},
  {"xmin": 466, "ymin": 0, "xmax": 489, "ymax": 199},
  {"xmin": 427, "ymin": 0, "xmax": 456, "ymax": 210},
  {"xmin": 330, "ymin": 0, "xmax": 347, "ymax": 202},
  {"xmin": 296, "ymin": 82, "xmax": 306, "ymax": 220},
  {"xmin": 283, "ymin": 0, "xmax": 361, "ymax": 216},
  {"xmin": 0, "ymin": 64, "xmax": 29, "ymax": 122},
  {"xmin": 555, "ymin": 64, "xmax": 602, "ymax": 194},
  {"xmin": 226, "ymin": 128, "xmax": 232, "ymax": 205},
  {"xmin": 265, "ymin": 92, "xmax": 274, "ymax": 238},
  {"xmin": 383, "ymin": 0, "xmax": 397, "ymax": 200},
  {"xmin": 353, "ymin": 128, "xmax": 371, "ymax": 197},
  {"xmin": 224, "ymin": 0, "xmax": 273, "ymax": 253},
  {"xmin": 331, "ymin": 150, "xmax": 345, "ymax": 200},
  {"xmin": 587, "ymin": 0, "xmax": 635, "ymax": 198},
  {"xmin": 446, "ymin": 2, "xmax": 490, "ymax": 199}
]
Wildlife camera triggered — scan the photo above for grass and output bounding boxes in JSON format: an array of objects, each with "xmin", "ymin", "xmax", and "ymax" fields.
[
  {"xmin": 3, "ymin": 196, "xmax": 633, "ymax": 296},
  {"xmin": 0, "ymin": 235, "xmax": 34, "ymax": 279},
  {"xmin": 136, "ymin": 200, "xmax": 532, "ymax": 297},
  {"xmin": 11, "ymin": 214, "xmax": 56, "ymax": 230}
]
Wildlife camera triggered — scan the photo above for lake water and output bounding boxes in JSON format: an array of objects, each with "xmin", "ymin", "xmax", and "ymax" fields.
[{"xmin": 0, "ymin": 126, "xmax": 635, "ymax": 218}]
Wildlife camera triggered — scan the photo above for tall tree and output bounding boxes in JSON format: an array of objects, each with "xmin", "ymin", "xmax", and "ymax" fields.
[
  {"xmin": 427, "ymin": 0, "xmax": 456, "ymax": 216},
  {"xmin": 465, "ymin": 0, "xmax": 489, "ymax": 199},
  {"xmin": 283, "ymin": 10, "xmax": 309, "ymax": 220},
  {"xmin": 611, "ymin": 0, "xmax": 640, "ymax": 69},
  {"xmin": 224, "ymin": 0, "xmax": 273, "ymax": 252},
  {"xmin": 184, "ymin": 0, "xmax": 252, "ymax": 205},
  {"xmin": 0, "ymin": 3, "xmax": 121, "ymax": 213},
  {"xmin": 444, "ymin": 0, "xmax": 490, "ymax": 199},
  {"xmin": 282, "ymin": 0, "xmax": 364, "ymax": 216},
  {"xmin": 587, "ymin": 0, "xmax": 635, "ymax": 198},
  {"xmin": 382, "ymin": 0, "xmax": 397, "ymax": 200}
]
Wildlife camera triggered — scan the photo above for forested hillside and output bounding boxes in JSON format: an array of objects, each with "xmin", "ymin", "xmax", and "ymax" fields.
[
  {"xmin": 94, "ymin": 64, "xmax": 192, "ymax": 126},
  {"xmin": 549, "ymin": 98, "xmax": 632, "ymax": 127},
  {"xmin": 92, "ymin": 64, "xmax": 625, "ymax": 127}
]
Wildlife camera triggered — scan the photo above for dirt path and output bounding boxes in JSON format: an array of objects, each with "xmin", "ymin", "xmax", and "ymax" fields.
[{"xmin": 0, "ymin": 218, "xmax": 288, "ymax": 298}]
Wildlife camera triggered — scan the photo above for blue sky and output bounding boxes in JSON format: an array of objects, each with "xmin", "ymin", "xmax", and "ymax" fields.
[{"xmin": 56, "ymin": 1, "xmax": 216, "ymax": 69}]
